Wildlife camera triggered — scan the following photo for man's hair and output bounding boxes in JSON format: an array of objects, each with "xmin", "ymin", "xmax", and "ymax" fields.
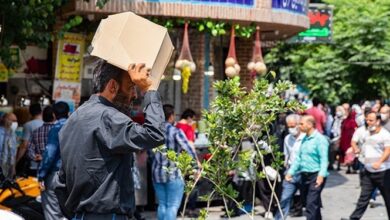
[
  {"xmin": 42, "ymin": 106, "xmax": 55, "ymax": 123},
  {"xmin": 180, "ymin": 109, "xmax": 196, "ymax": 120},
  {"xmin": 303, "ymin": 114, "xmax": 316, "ymax": 127},
  {"xmin": 1, "ymin": 113, "xmax": 15, "ymax": 128},
  {"xmin": 92, "ymin": 59, "xmax": 123, "ymax": 93},
  {"xmin": 285, "ymin": 114, "xmax": 300, "ymax": 123},
  {"xmin": 163, "ymin": 104, "xmax": 175, "ymax": 121},
  {"xmin": 53, "ymin": 102, "xmax": 70, "ymax": 119},
  {"xmin": 312, "ymin": 98, "xmax": 320, "ymax": 107},
  {"xmin": 29, "ymin": 103, "xmax": 42, "ymax": 117},
  {"xmin": 367, "ymin": 111, "xmax": 381, "ymax": 121}
]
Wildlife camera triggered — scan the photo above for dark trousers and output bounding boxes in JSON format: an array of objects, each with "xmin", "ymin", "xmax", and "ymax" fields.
[
  {"xmin": 73, "ymin": 213, "xmax": 130, "ymax": 220},
  {"xmin": 349, "ymin": 169, "xmax": 390, "ymax": 220},
  {"xmin": 301, "ymin": 172, "xmax": 326, "ymax": 220}
]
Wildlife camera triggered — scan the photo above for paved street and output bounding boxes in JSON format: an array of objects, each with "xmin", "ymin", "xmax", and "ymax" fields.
[{"xmin": 143, "ymin": 167, "xmax": 388, "ymax": 220}]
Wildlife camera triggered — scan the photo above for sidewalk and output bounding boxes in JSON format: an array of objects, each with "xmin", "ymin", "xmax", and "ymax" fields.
[{"xmin": 142, "ymin": 168, "xmax": 388, "ymax": 219}]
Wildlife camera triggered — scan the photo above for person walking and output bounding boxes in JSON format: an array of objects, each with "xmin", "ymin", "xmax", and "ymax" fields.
[
  {"xmin": 331, "ymin": 106, "xmax": 345, "ymax": 170},
  {"xmin": 305, "ymin": 98, "xmax": 327, "ymax": 134},
  {"xmin": 341, "ymin": 112, "xmax": 390, "ymax": 220},
  {"xmin": 176, "ymin": 109, "xmax": 196, "ymax": 143},
  {"xmin": 339, "ymin": 110, "xmax": 357, "ymax": 173},
  {"xmin": 27, "ymin": 106, "xmax": 56, "ymax": 177},
  {"xmin": 16, "ymin": 103, "xmax": 43, "ymax": 176},
  {"xmin": 285, "ymin": 115, "xmax": 329, "ymax": 220},
  {"xmin": 275, "ymin": 114, "xmax": 305, "ymax": 220},
  {"xmin": 380, "ymin": 105, "xmax": 390, "ymax": 132},
  {"xmin": 54, "ymin": 60, "xmax": 165, "ymax": 220},
  {"xmin": 38, "ymin": 102, "xmax": 70, "ymax": 220},
  {"xmin": 0, "ymin": 113, "xmax": 18, "ymax": 178},
  {"xmin": 152, "ymin": 104, "xmax": 200, "ymax": 220}
]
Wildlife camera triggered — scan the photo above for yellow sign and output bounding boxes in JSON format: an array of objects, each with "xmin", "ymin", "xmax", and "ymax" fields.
[
  {"xmin": 55, "ymin": 33, "xmax": 85, "ymax": 82},
  {"xmin": 0, "ymin": 63, "xmax": 8, "ymax": 82}
]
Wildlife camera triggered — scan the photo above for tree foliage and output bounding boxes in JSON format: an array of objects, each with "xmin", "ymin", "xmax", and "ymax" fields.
[
  {"xmin": 0, "ymin": 0, "xmax": 83, "ymax": 69},
  {"xmin": 265, "ymin": 0, "xmax": 390, "ymax": 105}
]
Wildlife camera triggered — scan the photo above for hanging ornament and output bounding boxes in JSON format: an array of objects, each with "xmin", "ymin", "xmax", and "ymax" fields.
[
  {"xmin": 247, "ymin": 26, "xmax": 267, "ymax": 78},
  {"xmin": 175, "ymin": 22, "xmax": 196, "ymax": 93},
  {"xmin": 225, "ymin": 26, "xmax": 240, "ymax": 78}
]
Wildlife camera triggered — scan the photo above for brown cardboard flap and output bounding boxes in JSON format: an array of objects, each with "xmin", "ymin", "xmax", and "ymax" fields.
[{"xmin": 91, "ymin": 12, "xmax": 174, "ymax": 89}]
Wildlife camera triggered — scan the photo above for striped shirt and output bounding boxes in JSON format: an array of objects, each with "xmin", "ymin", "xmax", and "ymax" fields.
[
  {"xmin": 152, "ymin": 122, "xmax": 197, "ymax": 183},
  {"xmin": 27, "ymin": 122, "xmax": 55, "ymax": 161}
]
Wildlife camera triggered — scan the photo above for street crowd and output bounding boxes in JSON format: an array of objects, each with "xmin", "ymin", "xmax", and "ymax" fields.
[{"xmin": 0, "ymin": 59, "xmax": 389, "ymax": 220}]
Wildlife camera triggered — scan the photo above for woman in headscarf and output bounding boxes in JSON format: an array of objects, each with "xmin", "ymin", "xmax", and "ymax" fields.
[{"xmin": 339, "ymin": 110, "xmax": 357, "ymax": 173}]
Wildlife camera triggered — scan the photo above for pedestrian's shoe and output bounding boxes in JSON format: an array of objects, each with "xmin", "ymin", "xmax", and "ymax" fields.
[
  {"xmin": 264, "ymin": 211, "xmax": 273, "ymax": 220},
  {"xmin": 369, "ymin": 199, "xmax": 377, "ymax": 208}
]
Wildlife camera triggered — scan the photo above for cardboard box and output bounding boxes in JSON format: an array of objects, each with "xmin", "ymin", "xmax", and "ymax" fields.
[{"xmin": 91, "ymin": 12, "xmax": 174, "ymax": 90}]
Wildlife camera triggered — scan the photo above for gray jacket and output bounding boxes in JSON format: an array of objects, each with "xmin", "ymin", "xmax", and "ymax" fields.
[{"xmin": 55, "ymin": 91, "xmax": 165, "ymax": 217}]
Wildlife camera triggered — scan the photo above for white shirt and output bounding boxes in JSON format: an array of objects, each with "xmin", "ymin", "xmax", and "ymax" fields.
[
  {"xmin": 284, "ymin": 133, "xmax": 305, "ymax": 167},
  {"xmin": 352, "ymin": 127, "xmax": 390, "ymax": 172}
]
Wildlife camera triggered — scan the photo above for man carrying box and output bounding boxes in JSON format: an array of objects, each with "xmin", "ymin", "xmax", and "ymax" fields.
[{"xmin": 54, "ymin": 60, "xmax": 166, "ymax": 220}]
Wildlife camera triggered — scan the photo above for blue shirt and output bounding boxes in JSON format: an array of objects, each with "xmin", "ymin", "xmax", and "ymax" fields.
[
  {"xmin": 288, "ymin": 130, "xmax": 329, "ymax": 177},
  {"xmin": 152, "ymin": 122, "xmax": 197, "ymax": 183},
  {"xmin": 38, "ymin": 118, "xmax": 67, "ymax": 181},
  {"xmin": 23, "ymin": 119, "xmax": 43, "ymax": 141}
]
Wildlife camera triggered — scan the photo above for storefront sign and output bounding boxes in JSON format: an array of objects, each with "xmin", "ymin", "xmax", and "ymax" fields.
[
  {"xmin": 272, "ymin": 0, "xmax": 308, "ymax": 15},
  {"xmin": 290, "ymin": 5, "xmax": 333, "ymax": 43},
  {"xmin": 55, "ymin": 33, "xmax": 85, "ymax": 82},
  {"xmin": 146, "ymin": 0, "xmax": 254, "ymax": 7},
  {"xmin": 52, "ymin": 80, "xmax": 81, "ymax": 105},
  {"xmin": 0, "ymin": 63, "xmax": 8, "ymax": 82}
]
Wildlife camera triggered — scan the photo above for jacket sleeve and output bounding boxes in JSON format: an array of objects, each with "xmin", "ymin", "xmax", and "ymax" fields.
[
  {"xmin": 318, "ymin": 137, "xmax": 329, "ymax": 177},
  {"xmin": 38, "ymin": 127, "xmax": 60, "ymax": 181},
  {"xmin": 95, "ymin": 91, "xmax": 166, "ymax": 154}
]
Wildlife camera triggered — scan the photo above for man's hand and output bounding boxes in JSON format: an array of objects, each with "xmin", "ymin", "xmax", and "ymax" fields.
[
  {"xmin": 372, "ymin": 161, "xmax": 382, "ymax": 170},
  {"xmin": 315, "ymin": 175, "xmax": 324, "ymax": 188},
  {"xmin": 285, "ymin": 174, "xmax": 293, "ymax": 182},
  {"xmin": 35, "ymin": 155, "xmax": 42, "ymax": 161},
  {"xmin": 353, "ymin": 147, "xmax": 361, "ymax": 154},
  {"xmin": 39, "ymin": 181, "xmax": 45, "ymax": 191},
  {"xmin": 128, "ymin": 64, "xmax": 152, "ymax": 92}
]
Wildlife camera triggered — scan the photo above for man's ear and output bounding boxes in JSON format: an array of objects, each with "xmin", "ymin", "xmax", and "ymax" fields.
[{"xmin": 108, "ymin": 79, "xmax": 119, "ymax": 94}]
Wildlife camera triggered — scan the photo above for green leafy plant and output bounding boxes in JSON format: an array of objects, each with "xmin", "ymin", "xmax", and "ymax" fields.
[{"xmin": 166, "ymin": 75, "xmax": 302, "ymax": 219}]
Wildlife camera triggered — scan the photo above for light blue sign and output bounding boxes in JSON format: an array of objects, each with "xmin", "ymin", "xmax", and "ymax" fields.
[{"xmin": 272, "ymin": 0, "xmax": 308, "ymax": 15}]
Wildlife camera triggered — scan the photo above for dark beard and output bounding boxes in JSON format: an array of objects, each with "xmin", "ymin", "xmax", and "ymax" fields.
[{"xmin": 113, "ymin": 92, "xmax": 133, "ymax": 116}]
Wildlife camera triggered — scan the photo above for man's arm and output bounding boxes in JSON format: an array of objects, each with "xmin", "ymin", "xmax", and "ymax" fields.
[
  {"xmin": 287, "ymin": 145, "xmax": 302, "ymax": 176},
  {"xmin": 283, "ymin": 136, "xmax": 290, "ymax": 167},
  {"xmin": 16, "ymin": 124, "xmax": 32, "ymax": 162},
  {"xmin": 351, "ymin": 128, "xmax": 361, "ymax": 154},
  {"xmin": 318, "ymin": 137, "xmax": 330, "ymax": 177},
  {"xmin": 38, "ymin": 127, "xmax": 60, "ymax": 181},
  {"xmin": 96, "ymin": 91, "xmax": 165, "ymax": 154},
  {"xmin": 27, "ymin": 136, "xmax": 37, "ymax": 161},
  {"xmin": 372, "ymin": 136, "xmax": 390, "ymax": 170},
  {"xmin": 176, "ymin": 130, "xmax": 197, "ymax": 160}
]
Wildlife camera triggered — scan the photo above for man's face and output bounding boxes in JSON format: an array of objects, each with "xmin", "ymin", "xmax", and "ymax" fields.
[
  {"xmin": 380, "ymin": 106, "xmax": 389, "ymax": 120},
  {"xmin": 5, "ymin": 113, "xmax": 17, "ymax": 128},
  {"xmin": 299, "ymin": 118, "xmax": 309, "ymax": 133},
  {"xmin": 372, "ymin": 104, "xmax": 381, "ymax": 113},
  {"xmin": 113, "ymin": 72, "xmax": 137, "ymax": 105},
  {"xmin": 112, "ymin": 72, "xmax": 138, "ymax": 115},
  {"xmin": 365, "ymin": 113, "xmax": 378, "ymax": 128}
]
